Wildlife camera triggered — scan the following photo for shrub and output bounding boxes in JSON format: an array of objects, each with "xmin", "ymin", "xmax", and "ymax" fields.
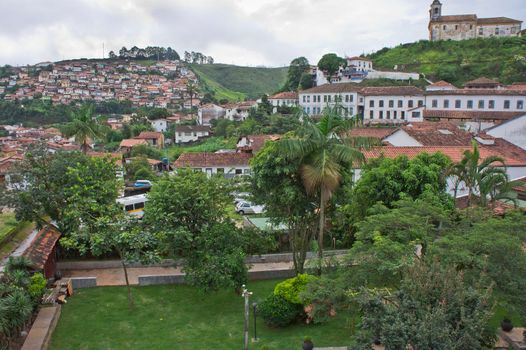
[
  {"xmin": 273, "ymin": 274, "xmax": 317, "ymax": 305},
  {"xmin": 258, "ymin": 294, "xmax": 302, "ymax": 327},
  {"xmin": 28, "ymin": 273, "xmax": 47, "ymax": 301}
]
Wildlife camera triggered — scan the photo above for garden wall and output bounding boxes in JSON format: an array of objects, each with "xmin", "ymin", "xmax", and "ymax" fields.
[
  {"xmin": 57, "ymin": 250, "xmax": 348, "ymax": 270},
  {"xmin": 21, "ymin": 305, "xmax": 61, "ymax": 350}
]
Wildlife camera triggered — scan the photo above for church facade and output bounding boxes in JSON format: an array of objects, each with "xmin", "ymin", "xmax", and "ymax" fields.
[{"xmin": 428, "ymin": 0, "xmax": 522, "ymax": 41}]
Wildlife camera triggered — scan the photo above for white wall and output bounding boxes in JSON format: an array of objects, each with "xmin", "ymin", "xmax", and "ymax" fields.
[
  {"xmin": 487, "ymin": 114, "xmax": 526, "ymax": 150},
  {"xmin": 363, "ymin": 96, "xmax": 425, "ymax": 123},
  {"xmin": 192, "ymin": 166, "xmax": 251, "ymax": 178},
  {"xmin": 175, "ymin": 130, "xmax": 210, "ymax": 144},
  {"xmin": 367, "ymin": 71, "xmax": 420, "ymax": 81},
  {"xmin": 384, "ymin": 130, "xmax": 423, "ymax": 146},
  {"xmin": 151, "ymin": 119, "xmax": 167, "ymax": 132},
  {"xmin": 425, "ymin": 94, "xmax": 526, "ymax": 112}
]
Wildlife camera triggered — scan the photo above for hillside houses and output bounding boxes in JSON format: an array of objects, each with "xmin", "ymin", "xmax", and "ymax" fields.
[{"xmin": 0, "ymin": 60, "xmax": 199, "ymax": 108}]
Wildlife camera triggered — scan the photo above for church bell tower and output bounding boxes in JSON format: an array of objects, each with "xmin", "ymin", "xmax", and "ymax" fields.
[{"xmin": 430, "ymin": 0, "xmax": 442, "ymax": 21}]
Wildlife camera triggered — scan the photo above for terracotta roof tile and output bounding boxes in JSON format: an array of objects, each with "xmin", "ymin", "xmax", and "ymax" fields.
[
  {"xmin": 23, "ymin": 225, "xmax": 61, "ymax": 270},
  {"xmin": 401, "ymin": 122, "xmax": 473, "ymax": 146},
  {"xmin": 430, "ymin": 80, "xmax": 457, "ymax": 88},
  {"xmin": 347, "ymin": 127, "xmax": 399, "ymax": 139},
  {"xmin": 426, "ymin": 88, "xmax": 524, "ymax": 96},
  {"xmin": 477, "ymin": 17, "xmax": 523, "ymax": 25},
  {"xmin": 136, "ymin": 131, "xmax": 163, "ymax": 139},
  {"xmin": 360, "ymin": 86, "xmax": 424, "ymax": 96},
  {"xmin": 431, "ymin": 14, "xmax": 477, "ymax": 23},
  {"xmin": 269, "ymin": 92, "xmax": 298, "ymax": 100},
  {"xmin": 347, "ymin": 56, "xmax": 372, "ymax": 62},
  {"xmin": 174, "ymin": 152, "xmax": 253, "ymax": 168},
  {"xmin": 424, "ymin": 109, "xmax": 525, "ymax": 121},
  {"xmin": 300, "ymin": 83, "xmax": 363, "ymax": 94},
  {"xmin": 239, "ymin": 134, "xmax": 281, "ymax": 153},
  {"xmin": 119, "ymin": 139, "xmax": 148, "ymax": 148}
]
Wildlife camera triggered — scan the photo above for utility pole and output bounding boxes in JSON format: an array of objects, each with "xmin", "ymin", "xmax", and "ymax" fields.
[{"xmin": 242, "ymin": 285, "xmax": 253, "ymax": 350}]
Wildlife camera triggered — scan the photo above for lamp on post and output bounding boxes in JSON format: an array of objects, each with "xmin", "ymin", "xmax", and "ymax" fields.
[
  {"xmin": 242, "ymin": 285, "xmax": 253, "ymax": 350},
  {"xmin": 252, "ymin": 302, "xmax": 258, "ymax": 342}
]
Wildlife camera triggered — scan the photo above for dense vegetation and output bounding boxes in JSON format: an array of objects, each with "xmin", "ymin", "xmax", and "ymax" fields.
[
  {"xmin": 190, "ymin": 64, "xmax": 288, "ymax": 100},
  {"xmin": 368, "ymin": 37, "xmax": 526, "ymax": 85}
]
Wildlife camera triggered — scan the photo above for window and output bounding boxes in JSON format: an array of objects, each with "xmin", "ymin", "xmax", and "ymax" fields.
[
  {"xmin": 479, "ymin": 27, "xmax": 483, "ymax": 35},
  {"xmin": 470, "ymin": 24, "xmax": 473, "ymax": 30},
  {"xmin": 217, "ymin": 168, "xmax": 224, "ymax": 174},
  {"xmin": 328, "ymin": 95, "xmax": 332, "ymax": 102},
  {"xmin": 379, "ymin": 111, "xmax": 384, "ymax": 119},
  {"xmin": 369, "ymin": 100, "xmax": 375, "ymax": 108},
  {"xmin": 401, "ymin": 111, "xmax": 405, "ymax": 119},
  {"xmin": 323, "ymin": 95, "xmax": 327, "ymax": 102},
  {"xmin": 443, "ymin": 100, "xmax": 450, "ymax": 108},
  {"xmin": 394, "ymin": 111, "xmax": 397, "ymax": 119},
  {"xmin": 455, "ymin": 25, "xmax": 458, "ymax": 30},
  {"xmin": 369, "ymin": 110, "xmax": 374, "ymax": 119},
  {"xmin": 408, "ymin": 100, "xmax": 414, "ymax": 108},
  {"xmin": 379, "ymin": 100, "xmax": 384, "ymax": 108},
  {"xmin": 307, "ymin": 96, "xmax": 310, "ymax": 103},
  {"xmin": 488, "ymin": 100, "xmax": 495, "ymax": 109},
  {"xmin": 443, "ymin": 25, "xmax": 446, "ymax": 30},
  {"xmin": 518, "ymin": 100, "xmax": 524, "ymax": 110},
  {"xmin": 350, "ymin": 95, "xmax": 354, "ymax": 102},
  {"xmin": 495, "ymin": 27, "xmax": 499, "ymax": 35},
  {"xmin": 125, "ymin": 204, "xmax": 134, "ymax": 212},
  {"xmin": 398, "ymin": 100, "xmax": 403, "ymax": 108},
  {"xmin": 389, "ymin": 100, "xmax": 394, "ymax": 108},
  {"xmin": 418, "ymin": 100, "xmax": 424, "ymax": 107},
  {"xmin": 350, "ymin": 107, "xmax": 354, "ymax": 115},
  {"xmin": 345, "ymin": 95, "xmax": 349, "ymax": 102},
  {"xmin": 235, "ymin": 169, "xmax": 243, "ymax": 175},
  {"xmin": 478, "ymin": 100, "xmax": 485, "ymax": 109},
  {"xmin": 412, "ymin": 112, "xmax": 421, "ymax": 118},
  {"xmin": 386, "ymin": 111, "xmax": 391, "ymax": 119},
  {"xmin": 307, "ymin": 107, "xmax": 310, "ymax": 114},
  {"xmin": 134, "ymin": 202, "xmax": 145, "ymax": 210},
  {"xmin": 504, "ymin": 100, "xmax": 511, "ymax": 109},
  {"xmin": 455, "ymin": 100, "xmax": 461, "ymax": 108},
  {"xmin": 432, "ymin": 99, "xmax": 438, "ymax": 108},
  {"xmin": 467, "ymin": 100, "xmax": 473, "ymax": 109}
]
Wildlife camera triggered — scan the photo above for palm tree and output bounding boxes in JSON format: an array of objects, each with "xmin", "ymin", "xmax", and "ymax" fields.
[
  {"xmin": 278, "ymin": 108, "xmax": 368, "ymax": 270},
  {"xmin": 449, "ymin": 141, "xmax": 512, "ymax": 207},
  {"xmin": 61, "ymin": 104, "xmax": 106, "ymax": 154}
]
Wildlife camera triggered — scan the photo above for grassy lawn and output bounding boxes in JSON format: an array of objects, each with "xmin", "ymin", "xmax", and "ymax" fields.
[
  {"xmin": 0, "ymin": 212, "xmax": 18, "ymax": 241},
  {"xmin": 50, "ymin": 280, "xmax": 354, "ymax": 350},
  {"xmin": 165, "ymin": 136, "xmax": 238, "ymax": 161},
  {"xmin": 0, "ymin": 220, "xmax": 35, "ymax": 259}
]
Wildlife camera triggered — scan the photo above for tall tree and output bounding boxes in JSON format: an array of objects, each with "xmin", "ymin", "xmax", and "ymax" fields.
[
  {"xmin": 186, "ymin": 81, "xmax": 198, "ymax": 111},
  {"xmin": 285, "ymin": 57, "xmax": 310, "ymax": 91},
  {"xmin": 317, "ymin": 53, "xmax": 346, "ymax": 78},
  {"xmin": 277, "ymin": 108, "xmax": 366, "ymax": 268},
  {"xmin": 61, "ymin": 104, "xmax": 106, "ymax": 154}
]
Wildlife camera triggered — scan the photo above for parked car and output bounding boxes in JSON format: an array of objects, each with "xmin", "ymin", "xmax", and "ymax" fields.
[
  {"xmin": 133, "ymin": 180, "xmax": 152, "ymax": 188},
  {"xmin": 231, "ymin": 192, "xmax": 251, "ymax": 205},
  {"xmin": 236, "ymin": 201, "xmax": 265, "ymax": 215}
]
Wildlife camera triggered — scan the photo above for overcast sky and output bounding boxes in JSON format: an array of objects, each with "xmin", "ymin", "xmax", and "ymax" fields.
[{"xmin": 0, "ymin": 0, "xmax": 524, "ymax": 67}]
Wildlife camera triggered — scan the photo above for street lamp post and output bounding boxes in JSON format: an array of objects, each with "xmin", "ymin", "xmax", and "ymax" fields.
[
  {"xmin": 242, "ymin": 285, "xmax": 253, "ymax": 350},
  {"xmin": 252, "ymin": 302, "xmax": 258, "ymax": 342}
]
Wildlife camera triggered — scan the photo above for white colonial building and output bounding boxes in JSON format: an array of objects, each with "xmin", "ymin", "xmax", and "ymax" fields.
[
  {"xmin": 299, "ymin": 83, "xmax": 362, "ymax": 117},
  {"xmin": 174, "ymin": 125, "xmax": 212, "ymax": 144},
  {"xmin": 361, "ymin": 86, "xmax": 425, "ymax": 124},
  {"xmin": 268, "ymin": 92, "xmax": 299, "ymax": 113},
  {"xmin": 150, "ymin": 119, "xmax": 167, "ymax": 132}
]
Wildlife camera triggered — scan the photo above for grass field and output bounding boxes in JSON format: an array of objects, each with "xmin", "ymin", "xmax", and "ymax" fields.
[
  {"xmin": 191, "ymin": 64, "xmax": 287, "ymax": 100},
  {"xmin": 0, "ymin": 212, "xmax": 17, "ymax": 241},
  {"xmin": 49, "ymin": 280, "xmax": 355, "ymax": 350},
  {"xmin": 165, "ymin": 136, "xmax": 238, "ymax": 161}
]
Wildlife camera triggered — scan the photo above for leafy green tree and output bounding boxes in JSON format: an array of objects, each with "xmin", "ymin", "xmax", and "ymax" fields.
[
  {"xmin": 278, "ymin": 109, "xmax": 366, "ymax": 267},
  {"xmin": 317, "ymin": 53, "xmax": 346, "ymax": 77},
  {"xmin": 350, "ymin": 153, "xmax": 452, "ymax": 221},
  {"xmin": 299, "ymin": 72, "xmax": 314, "ymax": 90},
  {"xmin": 284, "ymin": 57, "xmax": 310, "ymax": 91},
  {"xmin": 251, "ymin": 141, "xmax": 317, "ymax": 274},
  {"xmin": 6, "ymin": 147, "xmax": 119, "ymax": 234},
  {"xmin": 145, "ymin": 170, "xmax": 246, "ymax": 291},
  {"xmin": 348, "ymin": 194, "xmax": 450, "ymax": 286},
  {"xmin": 130, "ymin": 144, "xmax": 163, "ymax": 160},
  {"xmin": 61, "ymin": 104, "xmax": 106, "ymax": 154},
  {"xmin": 352, "ymin": 259, "xmax": 495, "ymax": 350},
  {"xmin": 125, "ymin": 157, "xmax": 156, "ymax": 181},
  {"xmin": 431, "ymin": 212, "xmax": 526, "ymax": 320}
]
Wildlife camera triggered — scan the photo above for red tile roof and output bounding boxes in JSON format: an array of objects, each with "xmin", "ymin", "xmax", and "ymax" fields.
[
  {"xmin": 362, "ymin": 142, "xmax": 526, "ymax": 166},
  {"xmin": 424, "ymin": 109, "xmax": 525, "ymax": 121},
  {"xmin": 136, "ymin": 131, "xmax": 163, "ymax": 139},
  {"xmin": 174, "ymin": 152, "xmax": 253, "ymax": 168},
  {"xmin": 300, "ymin": 83, "xmax": 364, "ymax": 94},
  {"xmin": 238, "ymin": 134, "xmax": 281, "ymax": 153},
  {"xmin": 425, "ymin": 88, "xmax": 525, "ymax": 96},
  {"xmin": 477, "ymin": 17, "xmax": 522, "ymax": 25},
  {"xmin": 270, "ymin": 92, "xmax": 298, "ymax": 100},
  {"xmin": 431, "ymin": 14, "xmax": 477, "ymax": 23},
  {"xmin": 429, "ymin": 80, "xmax": 457, "ymax": 88},
  {"xmin": 347, "ymin": 56, "xmax": 372, "ymax": 62},
  {"xmin": 119, "ymin": 139, "xmax": 148, "ymax": 148},
  {"xmin": 347, "ymin": 127, "xmax": 399, "ymax": 139},
  {"xmin": 360, "ymin": 86, "xmax": 424, "ymax": 96},
  {"xmin": 401, "ymin": 122, "xmax": 473, "ymax": 146},
  {"xmin": 23, "ymin": 225, "xmax": 61, "ymax": 270}
]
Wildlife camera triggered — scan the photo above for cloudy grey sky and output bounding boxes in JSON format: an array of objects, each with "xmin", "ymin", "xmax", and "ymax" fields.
[{"xmin": 0, "ymin": 0, "xmax": 524, "ymax": 67}]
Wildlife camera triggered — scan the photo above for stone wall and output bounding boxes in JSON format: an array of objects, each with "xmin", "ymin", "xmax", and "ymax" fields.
[{"xmin": 21, "ymin": 306, "xmax": 61, "ymax": 350}]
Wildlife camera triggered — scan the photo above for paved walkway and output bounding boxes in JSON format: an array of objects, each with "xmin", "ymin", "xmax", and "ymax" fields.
[
  {"xmin": 0, "ymin": 227, "xmax": 39, "ymax": 273},
  {"xmin": 63, "ymin": 261, "xmax": 295, "ymax": 286}
]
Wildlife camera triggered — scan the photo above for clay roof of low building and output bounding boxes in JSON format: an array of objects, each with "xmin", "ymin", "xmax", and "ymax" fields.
[
  {"xmin": 175, "ymin": 125, "xmax": 211, "ymax": 132},
  {"xmin": 238, "ymin": 134, "xmax": 281, "ymax": 153},
  {"xmin": 347, "ymin": 127, "xmax": 399, "ymax": 139},
  {"xmin": 135, "ymin": 131, "xmax": 163, "ymax": 139},
  {"xmin": 119, "ymin": 139, "xmax": 148, "ymax": 148},
  {"xmin": 477, "ymin": 17, "xmax": 522, "ymax": 25},
  {"xmin": 269, "ymin": 92, "xmax": 298, "ymax": 100},
  {"xmin": 174, "ymin": 152, "xmax": 253, "ymax": 168},
  {"xmin": 429, "ymin": 80, "xmax": 457, "ymax": 88},
  {"xmin": 23, "ymin": 225, "xmax": 61, "ymax": 271},
  {"xmin": 347, "ymin": 56, "xmax": 372, "ymax": 62},
  {"xmin": 425, "ymin": 88, "xmax": 525, "ymax": 96},
  {"xmin": 464, "ymin": 77, "xmax": 501, "ymax": 87},
  {"xmin": 424, "ymin": 109, "xmax": 525, "ymax": 121},
  {"xmin": 401, "ymin": 122, "xmax": 473, "ymax": 146}
]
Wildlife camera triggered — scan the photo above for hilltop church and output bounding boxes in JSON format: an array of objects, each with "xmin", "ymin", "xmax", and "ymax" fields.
[{"xmin": 428, "ymin": 0, "xmax": 522, "ymax": 41}]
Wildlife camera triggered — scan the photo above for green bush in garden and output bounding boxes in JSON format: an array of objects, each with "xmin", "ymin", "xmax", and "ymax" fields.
[
  {"xmin": 273, "ymin": 274, "xmax": 317, "ymax": 305},
  {"xmin": 258, "ymin": 294, "xmax": 303, "ymax": 327}
]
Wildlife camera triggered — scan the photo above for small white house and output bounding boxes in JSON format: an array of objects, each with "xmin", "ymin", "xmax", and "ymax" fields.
[
  {"xmin": 150, "ymin": 119, "xmax": 167, "ymax": 133},
  {"xmin": 174, "ymin": 152, "xmax": 252, "ymax": 178},
  {"xmin": 487, "ymin": 113, "xmax": 526, "ymax": 150},
  {"xmin": 174, "ymin": 125, "xmax": 212, "ymax": 144}
]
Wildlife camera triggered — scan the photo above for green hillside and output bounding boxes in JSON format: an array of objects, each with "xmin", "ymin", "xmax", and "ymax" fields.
[
  {"xmin": 367, "ymin": 37, "xmax": 526, "ymax": 86},
  {"xmin": 191, "ymin": 64, "xmax": 287, "ymax": 101}
]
